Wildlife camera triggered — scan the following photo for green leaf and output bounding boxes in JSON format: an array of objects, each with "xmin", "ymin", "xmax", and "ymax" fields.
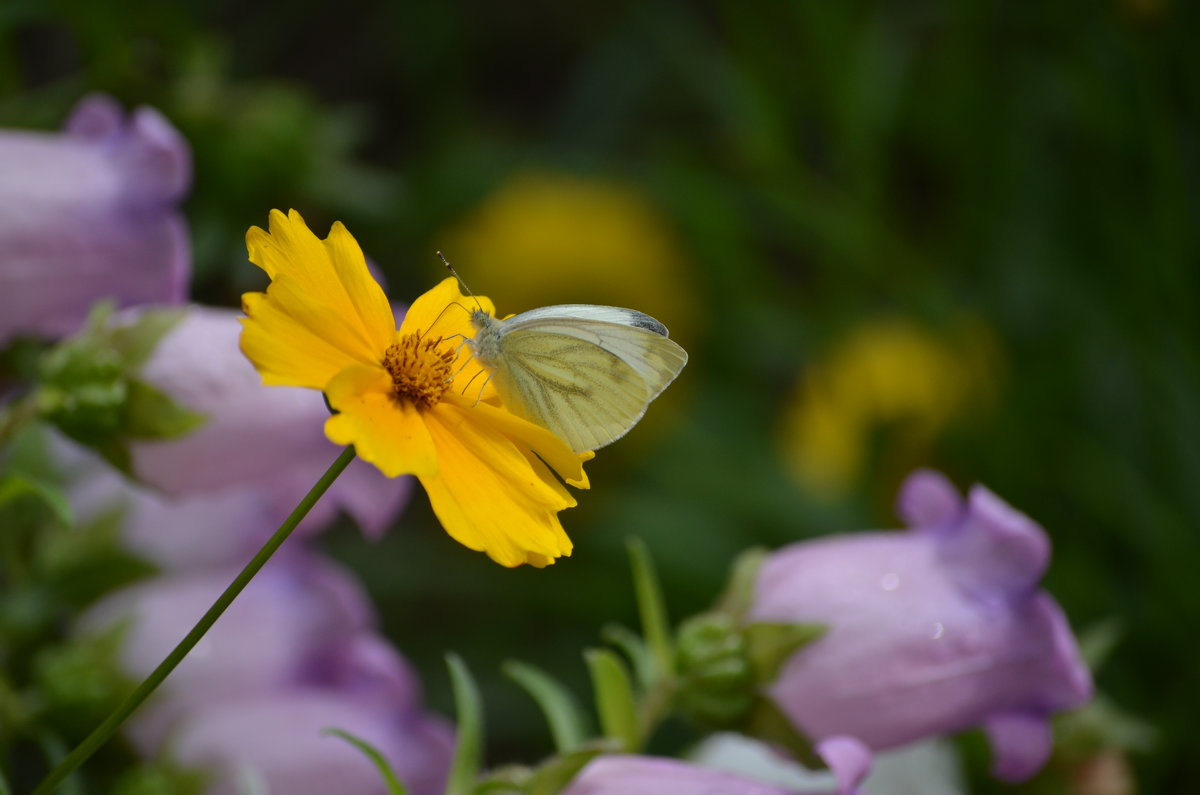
[
  {"xmin": 0, "ymin": 473, "xmax": 73, "ymax": 527},
  {"xmin": 524, "ymin": 744, "xmax": 613, "ymax": 795},
  {"xmin": 445, "ymin": 653, "xmax": 484, "ymax": 795},
  {"xmin": 123, "ymin": 379, "xmax": 206, "ymax": 440},
  {"xmin": 743, "ymin": 621, "xmax": 827, "ymax": 683},
  {"xmin": 626, "ymin": 538, "xmax": 674, "ymax": 679},
  {"xmin": 583, "ymin": 648, "xmax": 639, "ymax": 752},
  {"xmin": 111, "ymin": 762, "xmax": 207, "ymax": 795},
  {"xmin": 1077, "ymin": 618, "xmax": 1124, "ymax": 672},
  {"xmin": 714, "ymin": 548, "xmax": 768, "ymax": 620},
  {"xmin": 742, "ymin": 696, "xmax": 821, "ymax": 768},
  {"xmin": 34, "ymin": 732, "xmax": 85, "ymax": 795},
  {"xmin": 503, "ymin": 660, "xmax": 590, "ymax": 752},
  {"xmin": 0, "ymin": 763, "xmax": 11, "ymax": 795},
  {"xmin": 600, "ymin": 623, "xmax": 654, "ymax": 691},
  {"xmin": 108, "ymin": 307, "xmax": 186, "ymax": 369},
  {"xmin": 322, "ymin": 728, "xmax": 409, "ymax": 795}
]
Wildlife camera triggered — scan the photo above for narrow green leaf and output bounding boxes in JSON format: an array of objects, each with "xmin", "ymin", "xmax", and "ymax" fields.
[
  {"xmin": 0, "ymin": 764, "xmax": 12, "ymax": 795},
  {"xmin": 503, "ymin": 660, "xmax": 590, "ymax": 752},
  {"xmin": 445, "ymin": 653, "xmax": 484, "ymax": 795},
  {"xmin": 626, "ymin": 538, "xmax": 674, "ymax": 679},
  {"xmin": 323, "ymin": 728, "xmax": 409, "ymax": 795},
  {"xmin": 584, "ymin": 649, "xmax": 639, "ymax": 752},
  {"xmin": 600, "ymin": 623, "xmax": 653, "ymax": 690},
  {"xmin": 743, "ymin": 621, "xmax": 827, "ymax": 683}
]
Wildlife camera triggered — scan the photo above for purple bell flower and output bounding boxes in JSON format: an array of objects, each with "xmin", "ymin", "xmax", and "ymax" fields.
[
  {"xmin": 124, "ymin": 305, "xmax": 410, "ymax": 537},
  {"xmin": 563, "ymin": 738, "xmax": 871, "ymax": 795},
  {"xmin": 78, "ymin": 552, "xmax": 452, "ymax": 795},
  {"xmin": 748, "ymin": 470, "xmax": 1092, "ymax": 782},
  {"xmin": 0, "ymin": 94, "xmax": 190, "ymax": 342}
]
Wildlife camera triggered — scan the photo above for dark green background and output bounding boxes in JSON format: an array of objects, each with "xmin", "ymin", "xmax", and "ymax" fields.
[{"xmin": 3, "ymin": 1, "xmax": 1194, "ymax": 791}]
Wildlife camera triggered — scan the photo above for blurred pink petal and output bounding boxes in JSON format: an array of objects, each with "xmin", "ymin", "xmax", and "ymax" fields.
[
  {"xmin": 0, "ymin": 94, "xmax": 190, "ymax": 341},
  {"xmin": 126, "ymin": 305, "xmax": 411, "ymax": 536},
  {"xmin": 78, "ymin": 552, "xmax": 374, "ymax": 752},
  {"xmin": 171, "ymin": 692, "xmax": 453, "ymax": 795},
  {"xmin": 750, "ymin": 470, "xmax": 1091, "ymax": 782},
  {"xmin": 563, "ymin": 755, "xmax": 815, "ymax": 795}
]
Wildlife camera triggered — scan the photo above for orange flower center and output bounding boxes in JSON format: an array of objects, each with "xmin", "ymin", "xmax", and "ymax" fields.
[{"xmin": 382, "ymin": 334, "xmax": 455, "ymax": 409}]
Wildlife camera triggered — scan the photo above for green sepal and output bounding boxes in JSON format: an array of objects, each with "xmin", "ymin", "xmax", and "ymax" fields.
[
  {"xmin": 106, "ymin": 307, "xmax": 187, "ymax": 370},
  {"xmin": 473, "ymin": 765, "xmax": 529, "ymax": 793},
  {"xmin": 123, "ymin": 378, "xmax": 206, "ymax": 439},
  {"xmin": 111, "ymin": 762, "xmax": 207, "ymax": 795},
  {"xmin": 584, "ymin": 648, "xmax": 639, "ymax": 752},
  {"xmin": 503, "ymin": 660, "xmax": 590, "ymax": 752},
  {"xmin": 742, "ymin": 695, "xmax": 823, "ymax": 769},
  {"xmin": 446, "ymin": 653, "xmax": 485, "ymax": 795},
  {"xmin": 322, "ymin": 728, "xmax": 409, "ymax": 795},
  {"xmin": 523, "ymin": 743, "xmax": 615, "ymax": 795},
  {"xmin": 714, "ymin": 547, "xmax": 768, "ymax": 621},
  {"xmin": 743, "ymin": 621, "xmax": 827, "ymax": 683}
]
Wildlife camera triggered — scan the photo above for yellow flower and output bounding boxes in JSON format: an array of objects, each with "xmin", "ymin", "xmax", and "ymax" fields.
[
  {"xmin": 780, "ymin": 318, "xmax": 1002, "ymax": 497},
  {"xmin": 239, "ymin": 209, "xmax": 592, "ymax": 567}
]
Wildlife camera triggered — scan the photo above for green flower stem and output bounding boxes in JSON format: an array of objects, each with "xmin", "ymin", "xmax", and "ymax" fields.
[{"xmin": 32, "ymin": 446, "xmax": 358, "ymax": 795}]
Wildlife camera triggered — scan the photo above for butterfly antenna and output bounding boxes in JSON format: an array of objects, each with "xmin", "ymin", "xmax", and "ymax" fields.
[{"xmin": 438, "ymin": 251, "xmax": 485, "ymax": 313}]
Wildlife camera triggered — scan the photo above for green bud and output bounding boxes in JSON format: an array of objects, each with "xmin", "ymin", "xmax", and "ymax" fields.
[{"xmin": 674, "ymin": 613, "xmax": 755, "ymax": 727}]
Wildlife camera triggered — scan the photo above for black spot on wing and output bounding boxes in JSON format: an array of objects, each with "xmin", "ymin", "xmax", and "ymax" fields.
[{"xmin": 625, "ymin": 311, "xmax": 669, "ymax": 337}]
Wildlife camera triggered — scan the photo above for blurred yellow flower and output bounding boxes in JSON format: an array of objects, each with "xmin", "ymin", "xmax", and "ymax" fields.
[
  {"xmin": 438, "ymin": 171, "xmax": 697, "ymax": 345},
  {"xmin": 240, "ymin": 209, "xmax": 592, "ymax": 567},
  {"xmin": 780, "ymin": 318, "xmax": 1001, "ymax": 497}
]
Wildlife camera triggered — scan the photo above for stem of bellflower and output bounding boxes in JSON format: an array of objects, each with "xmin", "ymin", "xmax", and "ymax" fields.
[{"xmin": 32, "ymin": 446, "xmax": 358, "ymax": 795}]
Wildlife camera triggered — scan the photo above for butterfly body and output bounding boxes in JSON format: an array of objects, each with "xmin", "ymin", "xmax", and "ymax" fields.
[{"xmin": 466, "ymin": 305, "xmax": 687, "ymax": 453}]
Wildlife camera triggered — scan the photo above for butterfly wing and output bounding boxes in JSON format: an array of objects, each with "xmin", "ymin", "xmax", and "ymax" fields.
[{"xmin": 489, "ymin": 314, "xmax": 687, "ymax": 452}]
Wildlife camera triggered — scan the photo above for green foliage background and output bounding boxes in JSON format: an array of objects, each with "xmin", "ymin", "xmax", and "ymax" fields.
[{"xmin": 2, "ymin": 0, "xmax": 1195, "ymax": 790}]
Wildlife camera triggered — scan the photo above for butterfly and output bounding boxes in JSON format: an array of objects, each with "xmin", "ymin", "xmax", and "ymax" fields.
[{"xmin": 464, "ymin": 303, "xmax": 688, "ymax": 453}]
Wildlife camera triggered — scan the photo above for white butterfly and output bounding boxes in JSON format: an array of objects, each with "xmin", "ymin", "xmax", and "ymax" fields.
[{"xmin": 465, "ymin": 303, "xmax": 688, "ymax": 453}]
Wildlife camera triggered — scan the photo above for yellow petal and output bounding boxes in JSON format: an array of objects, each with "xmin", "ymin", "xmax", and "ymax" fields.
[
  {"xmin": 420, "ymin": 402, "xmax": 575, "ymax": 567},
  {"xmin": 240, "ymin": 292, "xmax": 366, "ymax": 390},
  {"xmin": 243, "ymin": 210, "xmax": 395, "ymax": 383},
  {"xmin": 441, "ymin": 391, "xmax": 591, "ymax": 488},
  {"xmin": 400, "ymin": 276, "xmax": 495, "ymax": 339},
  {"xmin": 323, "ymin": 364, "xmax": 438, "ymax": 478}
]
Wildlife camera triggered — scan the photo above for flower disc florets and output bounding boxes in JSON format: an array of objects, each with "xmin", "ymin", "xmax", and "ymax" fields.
[{"xmin": 382, "ymin": 334, "xmax": 454, "ymax": 409}]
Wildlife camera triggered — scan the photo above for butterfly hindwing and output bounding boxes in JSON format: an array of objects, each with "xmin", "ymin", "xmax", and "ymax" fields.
[
  {"xmin": 493, "ymin": 325, "xmax": 659, "ymax": 451},
  {"xmin": 467, "ymin": 305, "xmax": 688, "ymax": 452}
]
